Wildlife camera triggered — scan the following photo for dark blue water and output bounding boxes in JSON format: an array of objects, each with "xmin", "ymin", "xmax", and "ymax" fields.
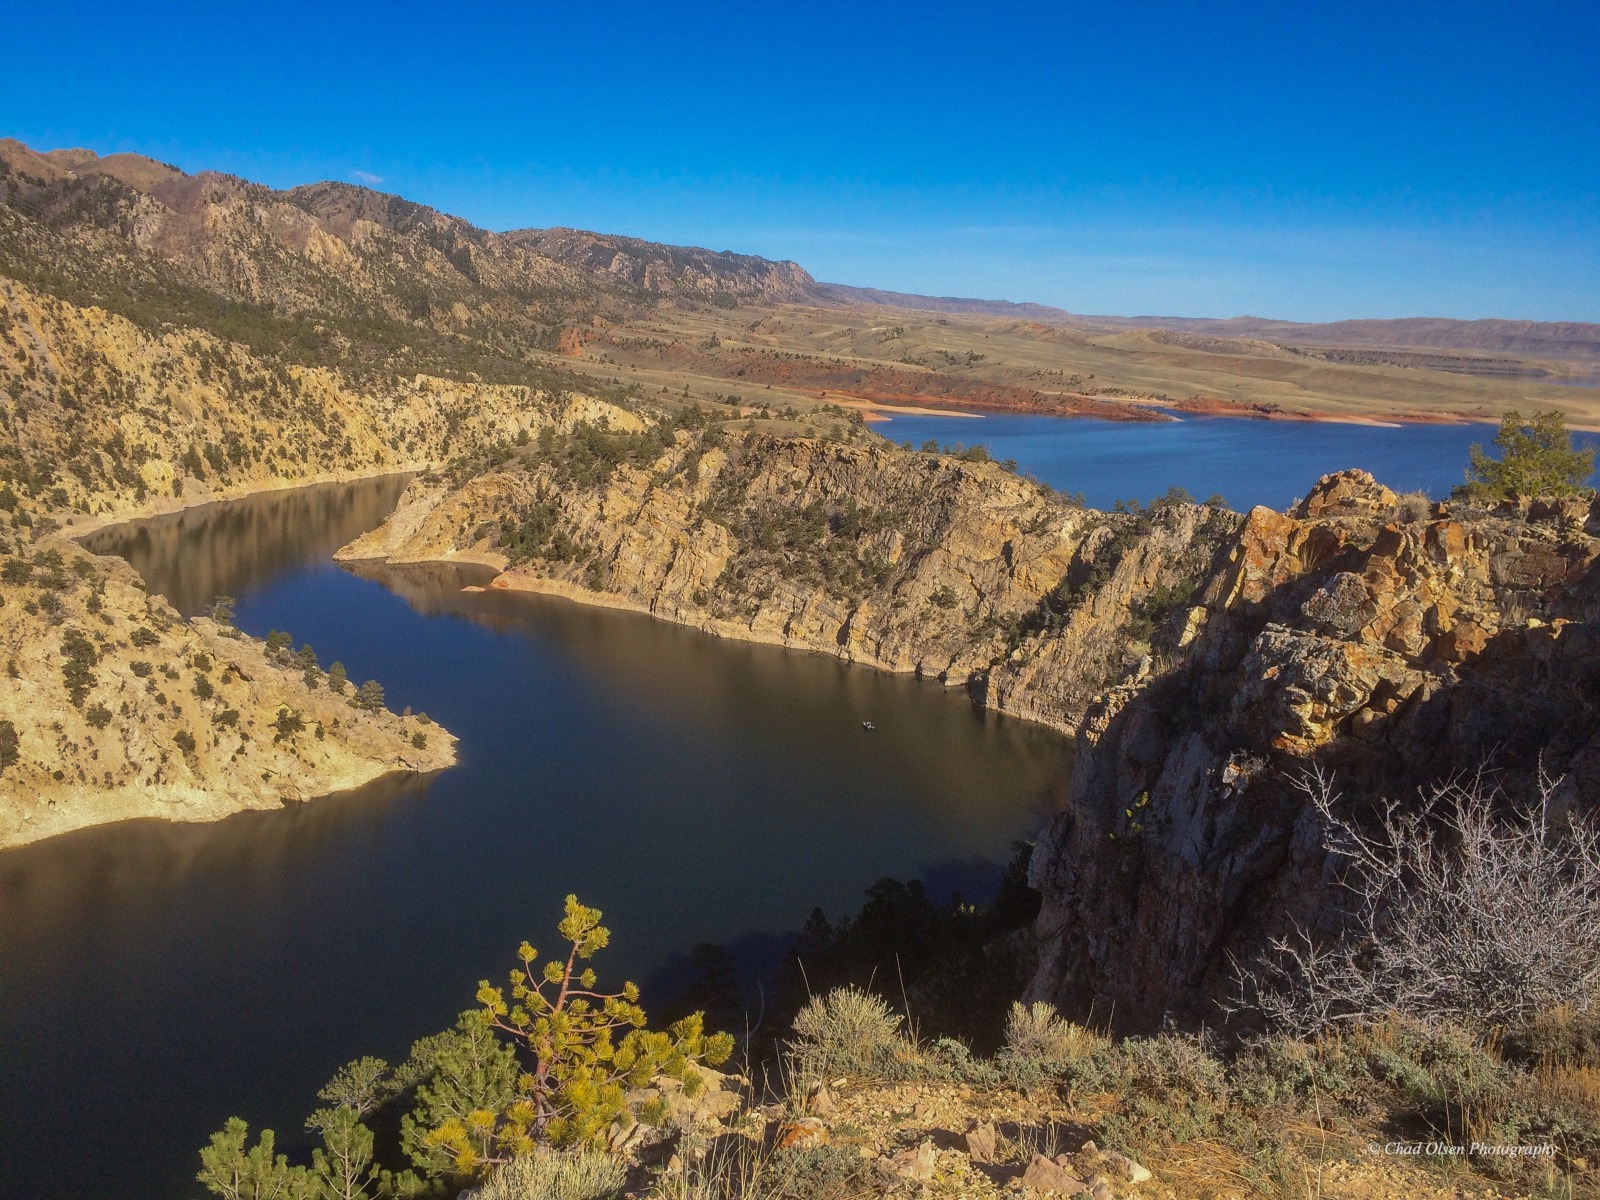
[
  {"xmin": 879, "ymin": 412, "xmax": 1599, "ymax": 511},
  {"xmin": 1, "ymin": 478, "xmax": 1066, "ymax": 1200}
]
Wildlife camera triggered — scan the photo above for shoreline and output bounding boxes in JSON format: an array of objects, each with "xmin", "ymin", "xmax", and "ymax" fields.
[
  {"xmin": 0, "ymin": 761, "xmax": 456, "ymax": 852},
  {"xmin": 357, "ymin": 562, "xmax": 1084, "ymax": 742},
  {"xmin": 64, "ymin": 462, "xmax": 432, "ymax": 541},
  {"xmin": 829, "ymin": 392, "xmax": 1527, "ymax": 430},
  {"xmin": 5, "ymin": 464, "xmax": 460, "ymax": 853}
]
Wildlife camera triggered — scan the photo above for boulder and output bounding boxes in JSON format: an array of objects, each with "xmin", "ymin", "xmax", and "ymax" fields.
[
  {"xmin": 963, "ymin": 1120, "xmax": 998, "ymax": 1164},
  {"xmin": 888, "ymin": 1140, "xmax": 937, "ymax": 1183},
  {"xmin": 1022, "ymin": 1152, "xmax": 1087, "ymax": 1195}
]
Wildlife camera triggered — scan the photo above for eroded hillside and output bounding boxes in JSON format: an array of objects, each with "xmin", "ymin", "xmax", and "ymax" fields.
[
  {"xmin": 0, "ymin": 278, "xmax": 555, "ymax": 520},
  {"xmin": 336, "ymin": 413, "xmax": 1242, "ymax": 736},
  {"xmin": 0, "ymin": 534, "xmax": 453, "ymax": 847}
]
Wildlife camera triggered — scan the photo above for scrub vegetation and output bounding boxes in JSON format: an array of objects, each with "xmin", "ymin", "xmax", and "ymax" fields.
[{"xmin": 198, "ymin": 765, "xmax": 1600, "ymax": 1198}]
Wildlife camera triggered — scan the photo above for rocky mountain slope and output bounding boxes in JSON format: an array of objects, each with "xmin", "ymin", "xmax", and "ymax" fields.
[
  {"xmin": 1029, "ymin": 473, "xmax": 1600, "ymax": 1028},
  {"xmin": 0, "ymin": 277, "xmax": 561, "ymax": 521},
  {"xmin": 0, "ymin": 139, "xmax": 815, "ymax": 374},
  {"xmin": 0, "ymin": 533, "xmax": 453, "ymax": 847}
]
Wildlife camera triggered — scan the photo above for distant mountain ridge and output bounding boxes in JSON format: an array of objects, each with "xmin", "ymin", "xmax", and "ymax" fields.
[
  {"xmin": 0, "ymin": 138, "xmax": 816, "ymax": 386},
  {"xmin": 1, "ymin": 137, "xmax": 1595, "ymax": 377},
  {"xmin": 5, "ymin": 139, "xmax": 816, "ymax": 308}
]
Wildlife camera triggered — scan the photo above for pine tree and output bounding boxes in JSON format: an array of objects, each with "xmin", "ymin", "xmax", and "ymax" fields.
[
  {"xmin": 1458, "ymin": 409, "xmax": 1595, "ymax": 500},
  {"xmin": 197, "ymin": 1119, "xmax": 312, "ymax": 1200},
  {"xmin": 0, "ymin": 719, "xmax": 18, "ymax": 772},
  {"xmin": 416, "ymin": 896, "xmax": 734, "ymax": 1176}
]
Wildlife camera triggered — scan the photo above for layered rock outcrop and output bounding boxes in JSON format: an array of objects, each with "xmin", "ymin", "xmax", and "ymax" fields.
[
  {"xmin": 1027, "ymin": 471, "xmax": 1600, "ymax": 1028},
  {"xmin": 346, "ymin": 432, "xmax": 1600, "ymax": 1030},
  {"xmin": 337, "ymin": 423, "xmax": 1241, "ymax": 736}
]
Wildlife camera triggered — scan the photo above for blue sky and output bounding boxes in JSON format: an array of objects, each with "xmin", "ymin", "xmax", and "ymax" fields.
[{"xmin": 4, "ymin": 0, "xmax": 1597, "ymax": 321}]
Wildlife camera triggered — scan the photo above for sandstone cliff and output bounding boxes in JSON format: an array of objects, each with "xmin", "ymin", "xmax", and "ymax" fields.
[
  {"xmin": 335, "ymin": 415, "xmax": 1241, "ymax": 737},
  {"xmin": 0, "ymin": 534, "xmax": 454, "ymax": 848},
  {"xmin": 1027, "ymin": 472, "xmax": 1600, "ymax": 1028},
  {"xmin": 343, "ymin": 422, "xmax": 1600, "ymax": 1031}
]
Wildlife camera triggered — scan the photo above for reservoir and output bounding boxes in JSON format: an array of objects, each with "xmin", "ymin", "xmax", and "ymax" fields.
[
  {"xmin": 1, "ymin": 411, "xmax": 1572, "ymax": 1199},
  {"xmin": 0, "ymin": 475, "xmax": 1066, "ymax": 1200},
  {"xmin": 878, "ymin": 411, "xmax": 1598, "ymax": 511}
]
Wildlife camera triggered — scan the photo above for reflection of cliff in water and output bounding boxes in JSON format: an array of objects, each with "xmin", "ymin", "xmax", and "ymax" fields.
[
  {"xmin": 341, "ymin": 560, "xmax": 498, "ymax": 616},
  {"xmin": 80, "ymin": 474, "xmax": 414, "ymax": 615},
  {"xmin": 8, "ymin": 476, "xmax": 1069, "ymax": 1200},
  {"xmin": 0, "ymin": 772, "xmax": 434, "ymax": 950},
  {"xmin": 343, "ymin": 559, "xmax": 1069, "ymax": 828}
]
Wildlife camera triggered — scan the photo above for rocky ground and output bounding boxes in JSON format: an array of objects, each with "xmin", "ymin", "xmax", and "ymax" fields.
[{"xmin": 567, "ymin": 1067, "xmax": 1568, "ymax": 1200}]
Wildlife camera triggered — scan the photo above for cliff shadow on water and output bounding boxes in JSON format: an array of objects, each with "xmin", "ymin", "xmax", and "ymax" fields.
[{"xmin": 3, "ymin": 473, "xmax": 1071, "ymax": 1200}]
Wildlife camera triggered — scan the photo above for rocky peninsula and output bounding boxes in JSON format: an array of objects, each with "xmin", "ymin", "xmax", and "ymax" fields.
[{"xmin": 0, "ymin": 532, "xmax": 454, "ymax": 847}]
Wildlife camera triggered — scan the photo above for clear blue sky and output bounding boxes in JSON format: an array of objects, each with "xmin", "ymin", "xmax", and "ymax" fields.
[{"xmin": 4, "ymin": 0, "xmax": 1597, "ymax": 321}]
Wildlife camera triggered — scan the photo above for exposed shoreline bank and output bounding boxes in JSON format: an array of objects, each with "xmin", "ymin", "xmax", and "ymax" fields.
[
  {"xmin": 2, "ymin": 470, "xmax": 460, "ymax": 852},
  {"xmin": 64, "ymin": 463, "xmax": 431, "ymax": 541}
]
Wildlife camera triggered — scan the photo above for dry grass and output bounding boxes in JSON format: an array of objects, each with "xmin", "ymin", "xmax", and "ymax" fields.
[
  {"xmin": 569, "ymin": 302, "xmax": 1600, "ymax": 429},
  {"xmin": 1536, "ymin": 1063, "xmax": 1600, "ymax": 1118}
]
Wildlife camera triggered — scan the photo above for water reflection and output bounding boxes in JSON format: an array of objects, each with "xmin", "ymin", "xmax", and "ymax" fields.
[
  {"xmin": 5, "ymin": 478, "xmax": 1068, "ymax": 1200},
  {"xmin": 77, "ymin": 474, "xmax": 414, "ymax": 615}
]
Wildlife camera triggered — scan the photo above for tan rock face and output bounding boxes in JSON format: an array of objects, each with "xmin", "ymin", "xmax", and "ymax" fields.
[
  {"xmin": 343, "ymin": 426, "xmax": 1244, "ymax": 738},
  {"xmin": 0, "ymin": 278, "xmax": 560, "ymax": 524},
  {"xmin": 1027, "ymin": 470, "xmax": 1600, "ymax": 1029},
  {"xmin": 335, "ymin": 449, "xmax": 1600, "ymax": 1032}
]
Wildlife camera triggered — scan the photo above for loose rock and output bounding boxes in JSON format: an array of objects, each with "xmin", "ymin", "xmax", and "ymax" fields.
[
  {"xmin": 1022, "ymin": 1152, "xmax": 1087, "ymax": 1196},
  {"xmin": 964, "ymin": 1120, "xmax": 998, "ymax": 1164}
]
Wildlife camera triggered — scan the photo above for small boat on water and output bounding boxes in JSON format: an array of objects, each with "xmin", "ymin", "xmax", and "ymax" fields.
[{"xmin": 862, "ymin": 720, "xmax": 876, "ymax": 731}]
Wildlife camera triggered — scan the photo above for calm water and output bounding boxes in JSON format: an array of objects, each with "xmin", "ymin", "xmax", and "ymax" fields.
[
  {"xmin": 8, "ymin": 413, "xmax": 1571, "ymax": 1197},
  {"xmin": 2, "ymin": 477, "xmax": 1066, "ymax": 1200},
  {"xmin": 880, "ymin": 411, "xmax": 1600, "ymax": 511}
]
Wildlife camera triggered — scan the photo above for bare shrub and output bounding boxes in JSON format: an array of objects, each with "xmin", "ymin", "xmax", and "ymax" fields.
[
  {"xmin": 1239, "ymin": 768, "xmax": 1600, "ymax": 1036},
  {"xmin": 1112, "ymin": 1032, "xmax": 1230, "ymax": 1102},
  {"xmin": 790, "ymin": 986, "xmax": 910, "ymax": 1078},
  {"xmin": 1393, "ymin": 491, "xmax": 1432, "ymax": 523},
  {"xmin": 656, "ymin": 1140, "xmax": 864, "ymax": 1200}
]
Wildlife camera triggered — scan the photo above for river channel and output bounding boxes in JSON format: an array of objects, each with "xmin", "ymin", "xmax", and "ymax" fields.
[{"xmin": 0, "ymin": 475, "xmax": 1067, "ymax": 1200}]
